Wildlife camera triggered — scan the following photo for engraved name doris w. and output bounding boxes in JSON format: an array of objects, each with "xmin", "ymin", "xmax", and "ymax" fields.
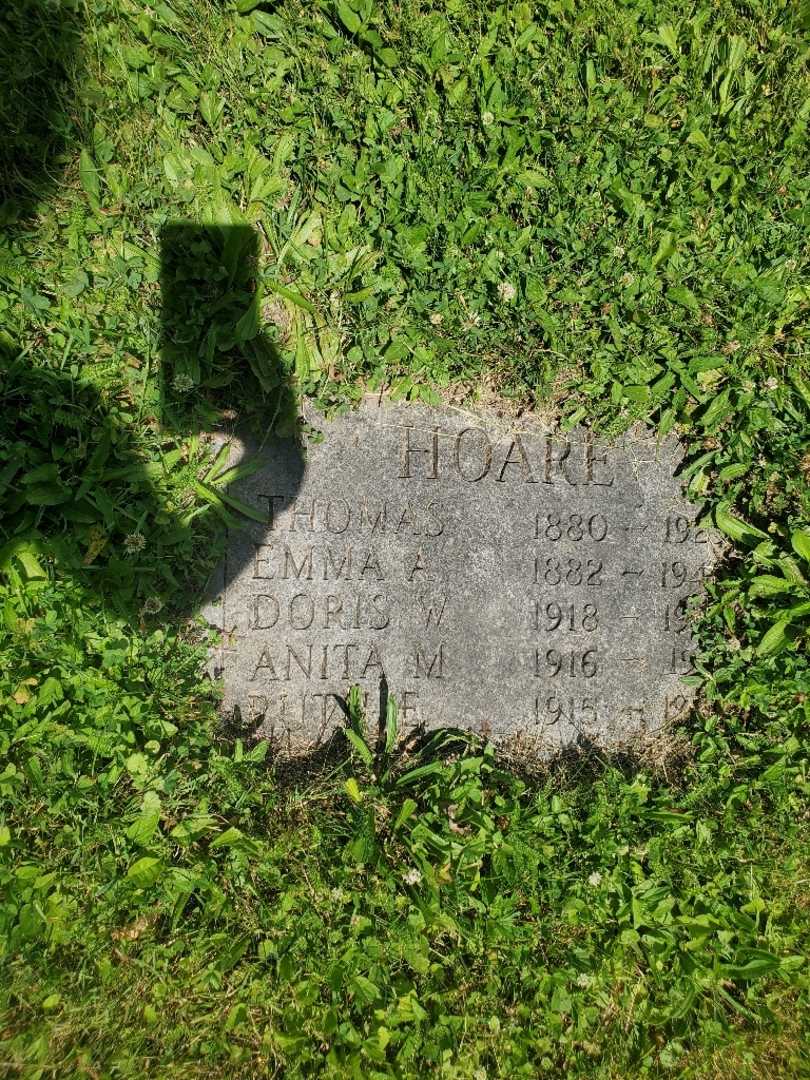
[{"xmin": 201, "ymin": 401, "xmax": 719, "ymax": 754}]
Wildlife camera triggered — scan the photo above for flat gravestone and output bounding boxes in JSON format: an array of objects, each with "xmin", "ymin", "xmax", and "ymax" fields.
[{"xmin": 202, "ymin": 401, "xmax": 720, "ymax": 755}]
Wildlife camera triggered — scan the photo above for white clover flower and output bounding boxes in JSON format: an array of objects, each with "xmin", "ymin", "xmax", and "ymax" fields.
[
  {"xmin": 403, "ymin": 867, "xmax": 422, "ymax": 886},
  {"xmin": 497, "ymin": 281, "xmax": 517, "ymax": 302},
  {"xmin": 481, "ymin": 111, "xmax": 495, "ymax": 127},
  {"xmin": 587, "ymin": 871, "xmax": 602, "ymax": 887},
  {"xmin": 172, "ymin": 372, "xmax": 195, "ymax": 393},
  {"xmin": 123, "ymin": 532, "xmax": 146, "ymax": 555},
  {"xmin": 763, "ymin": 376, "xmax": 778, "ymax": 391},
  {"xmin": 576, "ymin": 973, "xmax": 592, "ymax": 988},
  {"xmin": 612, "ymin": 244, "xmax": 626, "ymax": 258},
  {"xmin": 429, "ymin": 312, "xmax": 443, "ymax": 326},
  {"xmin": 620, "ymin": 272, "xmax": 635, "ymax": 287}
]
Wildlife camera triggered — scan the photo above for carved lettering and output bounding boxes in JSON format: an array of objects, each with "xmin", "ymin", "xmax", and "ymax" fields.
[
  {"xmin": 369, "ymin": 594, "xmax": 391, "ymax": 630},
  {"xmin": 311, "ymin": 692, "xmax": 344, "ymax": 726},
  {"xmin": 325, "ymin": 499, "xmax": 351, "ymax": 533},
  {"xmin": 289, "ymin": 499, "xmax": 316, "ymax": 532},
  {"xmin": 251, "ymin": 646, "xmax": 279, "ymax": 681},
  {"xmin": 284, "ymin": 545, "xmax": 313, "ymax": 581},
  {"xmin": 286, "ymin": 644, "xmax": 312, "ymax": 678},
  {"xmin": 289, "ymin": 593, "xmax": 315, "ymax": 630},
  {"xmin": 325, "ymin": 594, "xmax": 343, "ymax": 628},
  {"xmin": 361, "ymin": 644, "xmax": 385, "ymax": 677},
  {"xmin": 414, "ymin": 644, "xmax": 445, "ymax": 679},
  {"xmin": 454, "ymin": 427, "xmax": 493, "ymax": 482},
  {"xmin": 668, "ymin": 646, "xmax": 695, "ymax": 675},
  {"xmin": 246, "ymin": 694, "xmax": 268, "ymax": 721},
  {"xmin": 360, "ymin": 548, "xmax": 385, "ymax": 580},
  {"xmin": 253, "ymin": 543, "xmax": 274, "ymax": 579},
  {"xmin": 423, "ymin": 500, "xmax": 445, "ymax": 537},
  {"xmin": 324, "ymin": 545, "xmax": 352, "ymax": 580},
  {"xmin": 359, "ymin": 497, "xmax": 387, "ymax": 533},
  {"xmin": 407, "ymin": 549, "xmax": 429, "ymax": 580},
  {"xmin": 261, "ymin": 494, "xmax": 286, "ymax": 525},
  {"xmin": 665, "ymin": 694, "xmax": 690, "ymax": 720},
  {"xmin": 399, "ymin": 425, "xmax": 439, "ymax": 479},
  {"xmin": 396, "ymin": 504, "xmax": 417, "ymax": 533},
  {"xmin": 585, "ymin": 439, "xmax": 615, "ymax": 486},
  {"xmin": 543, "ymin": 438, "xmax": 578, "ymax": 486},
  {"xmin": 419, "ymin": 594, "xmax": 447, "ymax": 628},
  {"xmin": 495, "ymin": 435, "xmax": 537, "ymax": 484},
  {"xmin": 400, "ymin": 690, "xmax": 419, "ymax": 722},
  {"xmin": 252, "ymin": 594, "xmax": 279, "ymax": 629},
  {"xmin": 537, "ymin": 648, "xmax": 598, "ymax": 678},
  {"xmin": 536, "ymin": 696, "xmax": 599, "ymax": 728},
  {"xmin": 332, "ymin": 642, "xmax": 358, "ymax": 679}
]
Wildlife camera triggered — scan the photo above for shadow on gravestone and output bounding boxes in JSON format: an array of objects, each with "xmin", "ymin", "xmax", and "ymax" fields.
[{"xmin": 0, "ymin": 0, "xmax": 83, "ymax": 220}]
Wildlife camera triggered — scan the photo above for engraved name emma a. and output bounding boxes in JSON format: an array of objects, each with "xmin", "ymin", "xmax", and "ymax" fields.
[
  {"xmin": 252, "ymin": 542, "xmax": 431, "ymax": 582},
  {"xmin": 399, "ymin": 425, "xmax": 615, "ymax": 485}
]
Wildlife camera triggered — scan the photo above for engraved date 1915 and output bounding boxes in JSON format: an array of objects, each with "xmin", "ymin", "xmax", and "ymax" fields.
[{"xmin": 534, "ymin": 695, "xmax": 599, "ymax": 728}]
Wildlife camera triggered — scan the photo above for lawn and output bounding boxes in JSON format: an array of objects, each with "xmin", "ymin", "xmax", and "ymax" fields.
[{"xmin": 1, "ymin": 0, "xmax": 809, "ymax": 1075}]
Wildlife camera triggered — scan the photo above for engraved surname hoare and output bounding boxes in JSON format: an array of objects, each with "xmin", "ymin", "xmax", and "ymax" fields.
[{"xmin": 397, "ymin": 426, "xmax": 615, "ymax": 486}]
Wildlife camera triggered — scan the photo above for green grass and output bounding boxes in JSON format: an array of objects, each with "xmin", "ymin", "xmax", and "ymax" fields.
[{"xmin": 1, "ymin": 0, "xmax": 809, "ymax": 1075}]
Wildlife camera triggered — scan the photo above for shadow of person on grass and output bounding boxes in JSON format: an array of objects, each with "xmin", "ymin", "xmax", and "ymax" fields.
[
  {"xmin": 0, "ymin": 223, "xmax": 304, "ymax": 646},
  {"xmin": 0, "ymin": 0, "xmax": 83, "ymax": 220}
]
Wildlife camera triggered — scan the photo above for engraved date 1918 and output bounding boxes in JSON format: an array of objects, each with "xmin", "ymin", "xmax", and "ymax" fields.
[{"xmin": 532, "ymin": 601, "xmax": 599, "ymax": 632}]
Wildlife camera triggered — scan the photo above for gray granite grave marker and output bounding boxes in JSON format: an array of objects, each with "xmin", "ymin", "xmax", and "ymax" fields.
[{"xmin": 202, "ymin": 400, "xmax": 720, "ymax": 755}]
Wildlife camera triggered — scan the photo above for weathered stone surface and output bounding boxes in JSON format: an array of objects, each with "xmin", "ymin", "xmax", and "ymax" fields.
[{"xmin": 201, "ymin": 400, "xmax": 721, "ymax": 754}]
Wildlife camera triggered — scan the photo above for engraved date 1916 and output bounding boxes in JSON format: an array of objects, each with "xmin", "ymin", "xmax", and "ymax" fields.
[{"xmin": 536, "ymin": 648, "xmax": 598, "ymax": 678}]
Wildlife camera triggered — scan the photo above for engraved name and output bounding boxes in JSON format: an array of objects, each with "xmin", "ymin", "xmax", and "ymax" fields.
[{"xmin": 398, "ymin": 425, "xmax": 615, "ymax": 486}]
